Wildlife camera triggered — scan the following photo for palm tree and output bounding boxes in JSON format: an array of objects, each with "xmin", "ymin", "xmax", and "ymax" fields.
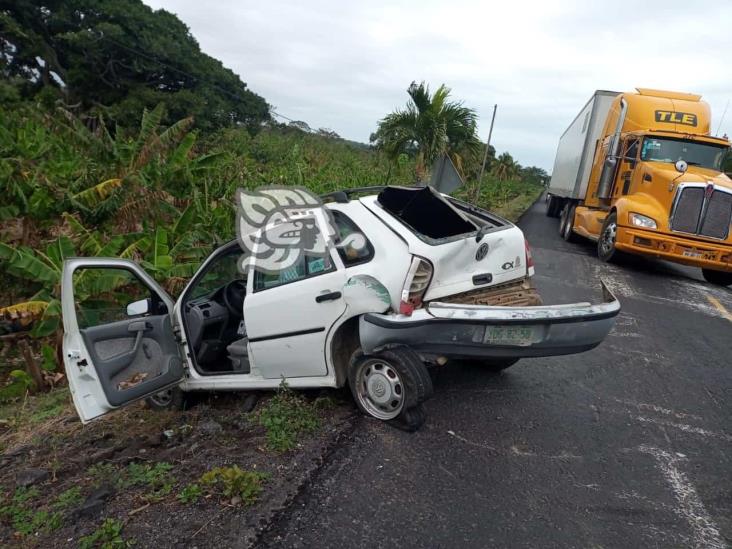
[
  {"xmin": 372, "ymin": 81, "xmax": 481, "ymax": 180},
  {"xmin": 491, "ymin": 152, "xmax": 520, "ymax": 181}
]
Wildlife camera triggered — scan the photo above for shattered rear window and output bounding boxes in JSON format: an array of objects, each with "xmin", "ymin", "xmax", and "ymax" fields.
[{"xmin": 377, "ymin": 186, "xmax": 477, "ymax": 240}]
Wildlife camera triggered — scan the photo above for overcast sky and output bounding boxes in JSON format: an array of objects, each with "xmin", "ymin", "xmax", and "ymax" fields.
[{"xmin": 144, "ymin": 0, "xmax": 732, "ymax": 171}]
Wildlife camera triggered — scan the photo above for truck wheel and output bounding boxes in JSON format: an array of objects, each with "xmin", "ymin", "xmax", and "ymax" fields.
[
  {"xmin": 546, "ymin": 195, "xmax": 562, "ymax": 218},
  {"xmin": 348, "ymin": 347, "xmax": 432, "ymax": 429},
  {"xmin": 145, "ymin": 387, "xmax": 188, "ymax": 411},
  {"xmin": 597, "ymin": 212, "xmax": 624, "ymax": 263},
  {"xmin": 560, "ymin": 203, "xmax": 580, "ymax": 242},
  {"xmin": 701, "ymin": 268, "xmax": 732, "ymax": 286}
]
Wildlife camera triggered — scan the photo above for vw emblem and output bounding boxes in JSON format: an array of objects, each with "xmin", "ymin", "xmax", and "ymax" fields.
[
  {"xmin": 373, "ymin": 380, "xmax": 386, "ymax": 397},
  {"xmin": 475, "ymin": 243, "xmax": 489, "ymax": 261}
]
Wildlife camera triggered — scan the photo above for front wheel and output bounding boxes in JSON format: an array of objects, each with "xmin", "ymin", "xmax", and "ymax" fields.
[
  {"xmin": 597, "ymin": 212, "xmax": 624, "ymax": 263},
  {"xmin": 348, "ymin": 347, "xmax": 433, "ymax": 431},
  {"xmin": 702, "ymin": 268, "xmax": 732, "ymax": 286},
  {"xmin": 145, "ymin": 386, "xmax": 188, "ymax": 411}
]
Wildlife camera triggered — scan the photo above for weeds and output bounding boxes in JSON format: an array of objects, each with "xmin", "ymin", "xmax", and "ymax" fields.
[
  {"xmin": 177, "ymin": 483, "xmax": 202, "ymax": 504},
  {"xmin": 53, "ymin": 486, "xmax": 84, "ymax": 511},
  {"xmin": 121, "ymin": 462, "xmax": 175, "ymax": 501},
  {"xmin": 87, "ymin": 463, "xmax": 118, "ymax": 486},
  {"xmin": 79, "ymin": 518, "xmax": 133, "ymax": 549},
  {"xmin": 0, "ymin": 486, "xmax": 66, "ymax": 536},
  {"xmin": 87, "ymin": 461, "xmax": 175, "ymax": 500},
  {"xmin": 200, "ymin": 465, "xmax": 268, "ymax": 505},
  {"xmin": 257, "ymin": 385, "xmax": 321, "ymax": 452}
]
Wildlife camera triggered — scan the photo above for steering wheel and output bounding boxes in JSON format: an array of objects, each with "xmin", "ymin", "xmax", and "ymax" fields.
[{"xmin": 223, "ymin": 279, "xmax": 247, "ymax": 317}]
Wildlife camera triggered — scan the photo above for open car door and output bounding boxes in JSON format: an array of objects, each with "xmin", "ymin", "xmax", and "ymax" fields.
[{"xmin": 61, "ymin": 258, "xmax": 185, "ymax": 423}]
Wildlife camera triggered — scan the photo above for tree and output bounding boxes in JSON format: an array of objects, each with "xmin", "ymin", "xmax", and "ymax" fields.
[
  {"xmin": 491, "ymin": 152, "xmax": 520, "ymax": 181},
  {"xmin": 0, "ymin": 0, "xmax": 270, "ymax": 133},
  {"xmin": 371, "ymin": 81, "xmax": 481, "ymax": 180},
  {"xmin": 519, "ymin": 165, "xmax": 550, "ymax": 186}
]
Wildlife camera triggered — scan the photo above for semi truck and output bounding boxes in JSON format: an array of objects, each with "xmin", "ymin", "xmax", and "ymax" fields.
[{"xmin": 547, "ymin": 88, "xmax": 732, "ymax": 286}]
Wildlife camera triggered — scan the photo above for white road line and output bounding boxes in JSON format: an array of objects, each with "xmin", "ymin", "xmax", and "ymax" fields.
[
  {"xmin": 446, "ymin": 430, "xmax": 497, "ymax": 451},
  {"xmin": 636, "ymin": 416, "xmax": 732, "ymax": 442},
  {"xmin": 612, "ymin": 398, "xmax": 704, "ymax": 421},
  {"xmin": 638, "ymin": 445, "xmax": 725, "ymax": 549}
]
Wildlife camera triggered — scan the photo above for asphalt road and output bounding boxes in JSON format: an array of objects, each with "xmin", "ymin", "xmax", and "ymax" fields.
[{"xmin": 259, "ymin": 198, "xmax": 732, "ymax": 549}]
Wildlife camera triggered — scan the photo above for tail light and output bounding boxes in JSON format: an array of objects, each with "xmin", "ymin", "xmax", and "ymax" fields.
[
  {"xmin": 399, "ymin": 256, "xmax": 433, "ymax": 315},
  {"xmin": 525, "ymin": 239, "xmax": 534, "ymax": 271}
]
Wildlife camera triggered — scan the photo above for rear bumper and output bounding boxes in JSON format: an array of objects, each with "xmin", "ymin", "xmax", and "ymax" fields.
[
  {"xmin": 359, "ymin": 281, "xmax": 620, "ymax": 359},
  {"xmin": 615, "ymin": 226, "xmax": 732, "ymax": 272}
]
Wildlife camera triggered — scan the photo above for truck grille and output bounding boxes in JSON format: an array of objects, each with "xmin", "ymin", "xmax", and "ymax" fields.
[{"xmin": 670, "ymin": 185, "xmax": 732, "ymax": 240}]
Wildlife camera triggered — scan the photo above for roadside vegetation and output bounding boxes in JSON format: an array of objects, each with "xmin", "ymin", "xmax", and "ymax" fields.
[{"xmin": 0, "ymin": 388, "xmax": 352, "ymax": 545}]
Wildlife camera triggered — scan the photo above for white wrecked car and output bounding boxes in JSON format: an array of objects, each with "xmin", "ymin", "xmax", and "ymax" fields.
[{"xmin": 62, "ymin": 186, "xmax": 619, "ymax": 429}]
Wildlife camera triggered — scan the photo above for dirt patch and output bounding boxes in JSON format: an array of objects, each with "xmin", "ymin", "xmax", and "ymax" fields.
[{"xmin": 0, "ymin": 389, "xmax": 356, "ymax": 547}]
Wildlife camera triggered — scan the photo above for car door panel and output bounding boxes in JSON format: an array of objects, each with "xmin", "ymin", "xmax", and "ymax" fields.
[
  {"xmin": 62, "ymin": 257, "xmax": 184, "ymax": 422},
  {"xmin": 245, "ymin": 270, "xmax": 347, "ymax": 378},
  {"xmin": 79, "ymin": 314, "xmax": 183, "ymax": 406}
]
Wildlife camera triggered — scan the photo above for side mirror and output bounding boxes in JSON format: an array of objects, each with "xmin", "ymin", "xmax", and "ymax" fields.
[
  {"xmin": 675, "ymin": 160, "xmax": 688, "ymax": 173},
  {"xmin": 126, "ymin": 298, "xmax": 150, "ymax": 317}
]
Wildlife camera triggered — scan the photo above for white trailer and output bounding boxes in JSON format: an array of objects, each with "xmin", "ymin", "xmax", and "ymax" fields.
[{"xmin": 546, "ymin": 90, "xmax": 619, "ymax": 217}]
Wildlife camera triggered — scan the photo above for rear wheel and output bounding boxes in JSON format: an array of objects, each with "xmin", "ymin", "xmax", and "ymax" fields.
[
  {"xmin": 702, "ymin": 268, "xmax": 732, "ymax": 286},
  {"xmin": 560, "ymin": 203, "xmax": 580, "ymax": 242},
  {"xmin": 546, "ymin": 195, "xmax": 562, "ymax": 218},
  {"xmin": 349, "ymin": 347, "xmax": 432, "ymax": 431},
  {"xmin": 597, "ymin": 212, "xmax": 624, "ymax": 263}
]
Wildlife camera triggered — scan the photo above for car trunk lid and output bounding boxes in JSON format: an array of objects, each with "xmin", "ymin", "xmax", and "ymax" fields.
[{"xmin": 360, "ymin": 187, "xmax": 530, "ymax": 300}]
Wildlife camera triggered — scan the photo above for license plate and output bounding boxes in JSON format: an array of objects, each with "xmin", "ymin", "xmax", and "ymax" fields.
[
  {"xmin": 682, "ymin": 249, "xmax": 702, "ymax": 258},
  {"xmin": 483, "ymin": 325, "xmax": 536, "ymax": 346}
]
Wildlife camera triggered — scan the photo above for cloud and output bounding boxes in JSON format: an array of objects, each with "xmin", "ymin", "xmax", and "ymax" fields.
[{"xmin": 144, "ymin": 0, "xmax": 732, "ymax": 170}]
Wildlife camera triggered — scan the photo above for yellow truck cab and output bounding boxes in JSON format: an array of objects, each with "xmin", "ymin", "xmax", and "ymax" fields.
[{"xmin": 547, "ymin": 88, "xmax": 732, "ymax": 286}]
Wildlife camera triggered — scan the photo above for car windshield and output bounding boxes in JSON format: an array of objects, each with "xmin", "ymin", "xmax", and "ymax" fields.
[{"xmin": 640, "ymin": 137, "xmax": 727, "ymax": 170}]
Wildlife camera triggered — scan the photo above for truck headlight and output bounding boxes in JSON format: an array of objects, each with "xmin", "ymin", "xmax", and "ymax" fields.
[{"xmin": 629, "ymin": 212, "xmax": 657, "ymax": 229}]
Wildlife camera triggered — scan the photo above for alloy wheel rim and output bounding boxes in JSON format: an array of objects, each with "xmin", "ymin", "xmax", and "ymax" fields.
[
  {"xmin": 356, "ymin": 360, "xmax": 405, "ymax": 420},
  {"xmin": 600, "ymin": 222, "xmax": 617, "ymax": 256}
]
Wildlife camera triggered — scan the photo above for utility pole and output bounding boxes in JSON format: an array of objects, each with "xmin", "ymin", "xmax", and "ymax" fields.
[{"xmin": 478, "ymin": 104, "xmax": 498, "ymax": 184}]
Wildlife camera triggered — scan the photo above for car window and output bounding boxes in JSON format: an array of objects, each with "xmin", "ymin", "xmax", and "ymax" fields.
[
  {"xmin": 253, "ymin": 253, "xmax": 334, "ymax": 291},
  {"xmin": 188, "ymin": 248, "xmax": 244, "ymax": 300},
  {"xmin": 72, "ymin": 267, "xmax": 167, "ymax": 329},
  {"xmin": 332, "ymin": 211, "xmax": 374, "ymax": 266}
]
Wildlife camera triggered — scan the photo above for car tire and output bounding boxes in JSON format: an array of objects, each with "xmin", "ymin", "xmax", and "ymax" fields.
[
  {"xmin": 701, "ymin": 268, "xmax": 732, "ymax": 286},
  {"xmin": 145, "ymin": 386, "xmax": 188, "ymax": 411},
  {"xmin": 597, "ymin": 212, "xmax": 624, "ymax": 263},
  {"xmin": 560, "ymin": 203, "xmax": 580, "ymax": 242},
  {"xmin": 348, "ymin": 347, "xmax": 432, "ymax": 428}
]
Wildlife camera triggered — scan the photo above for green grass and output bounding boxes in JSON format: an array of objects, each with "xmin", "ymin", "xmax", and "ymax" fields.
[
  {"xmin": 79, "ymin": 518, "xmax": 132, "ymax": 549},
  {"xmin": 86, "ymin": 461, "xmax": 176, "ymax": 501},
  {"xmin": 456, "ymin": 178, "xmax": 544, "ymax": 222},
  {"xmin": 0, "ymin": 388, "xmax": 70, "ymax": 427},
  {"xmin": 0, "ymin": 484, "xmax": 82, "ymax": 537},
  {"xmin": 257, "ymin": 386, "xmax": 321, "ymax": 452}
]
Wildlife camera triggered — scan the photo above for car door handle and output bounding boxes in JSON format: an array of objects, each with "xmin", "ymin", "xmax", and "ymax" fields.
[{"xmin": 315, "ymin": 291, "xmax": 342, "ymax": 303}]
